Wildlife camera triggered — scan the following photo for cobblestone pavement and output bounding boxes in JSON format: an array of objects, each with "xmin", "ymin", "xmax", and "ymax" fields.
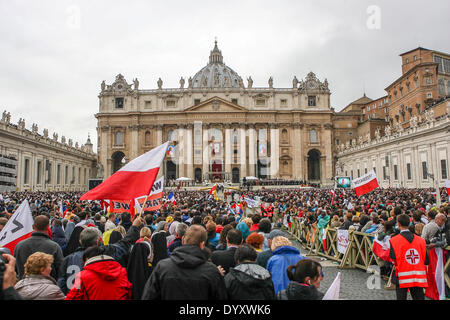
[{"xmin": 280, "ymin": 229, "xmax": 399, "ymax": 300}]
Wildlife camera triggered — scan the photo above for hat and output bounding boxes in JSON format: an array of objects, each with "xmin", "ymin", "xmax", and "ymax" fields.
[
  {"xmin": 166, "ymin": 216, "xmax": 174, "ymax": 224},
  {"xmin": 268, "ymin": 229, "xmax": 285, "ymax": 240}
]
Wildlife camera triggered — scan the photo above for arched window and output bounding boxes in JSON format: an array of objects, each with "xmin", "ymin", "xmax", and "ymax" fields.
[
  {"xmin": 115, "ymin": 131, "xmax": 123, "ymax": 146},
  {"xmin": 309, "ymin": 129, "xmax": 318, "ymax": 143},
  {"xmin": 145, "ymin": 131, "xmax": 151, "ymax": 145}
]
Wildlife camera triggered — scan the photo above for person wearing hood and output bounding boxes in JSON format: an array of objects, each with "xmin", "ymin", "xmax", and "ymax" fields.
[
  {"xmin": 166, "ymin": 220, "xmax": 180, "ymax": 245},
  {"xmin": 64, "ymin": 219, "xmax": 75, "ymax": 240},
  {"xmin": 276, "ymin": 259, "xmax": 324, "ymax": 300},
  {"xmin": 127, "ymin": 241, "xmax": 153, "ymax": 300},
  {"xmin": 63, "ymin": 226, "xmax": 84, "ymax": 257},
  {"xmin": 51, "ymin": 219, "xmax": 67, "ymax": 250},
  {"xmin": 150, "ymin": 231, "xmax": 168, "ymax": 267},
  {"xmin": 65, "ymin": 246, "xmax": 132, "ymax": 300},
  {"xmin": 58, "ymin": 217, "xmax": 143, "ymax": 295},
  {"xmin": 266, "ymin": 236, "xmax": 306, "ymax": 294},
  {"xmin": 236, "ymin": 221, "xmax": 250, "ymax": 242},
  {"xmin": 224, "ymin": 244, "xmax": 275, "ymax": 300},
  {"xmin": 141, "ymin": 224, "xmax": 227, "ymax": 300}
]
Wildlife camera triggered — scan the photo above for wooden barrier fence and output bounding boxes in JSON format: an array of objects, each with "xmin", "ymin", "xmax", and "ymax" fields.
[{"xmin": 277, "ymin": 216, "xmax": 450, "ymax": 284}]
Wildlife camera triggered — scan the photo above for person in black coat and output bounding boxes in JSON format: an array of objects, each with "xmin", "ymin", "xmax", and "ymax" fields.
[
  {"xmin": 141, "ymin": 225, "xmax": 227, "ymax": 300},
  {"xmin": 51, "ymin": 219, "xmax": 67, "ymax": 250},
  {"xmin": 119, "ymin": 212, "xmax": 133, "ymax": 233},
  {"xmin": 63, "ymin": 226, "xmax": 84, "ymax": 257},
  {"xmin": 57, "ymin": 219, "xmax": 142, "ymax": 295},
  {"xmin": 127, "ymin": 241, "xmax": 153, "ymax": 300},
  {"xmin": 224, "ymin": 244, "xmax": 275, "ymax": 300},
  {"xmin": 151, "ymin": 231, "xmax": 168, "ymax": 267},
  {"xmin": 210, "ymin": 228, "xmax": 242, "ymax": 274},
  {"xmin": 13, "ymin": 215, "xmax": 64, "ymax": 281}
]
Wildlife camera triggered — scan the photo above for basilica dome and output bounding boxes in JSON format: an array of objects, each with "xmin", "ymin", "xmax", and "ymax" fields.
[{"xmin": 191, "ymin": 41, "xmax": 242, "ymax": 89}]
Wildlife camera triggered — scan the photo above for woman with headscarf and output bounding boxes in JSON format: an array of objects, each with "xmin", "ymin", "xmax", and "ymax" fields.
[
  {"xmin": 166, "ymin": 221, "xmax": 180, "ymax": 245},
  {"xmin": 127, "ymin": 241, "xmax": 153, "ymax": 300},
  {"xmin": 150, "ymin": 232, "xmax": 168, "ymax": 267},
  {"xmin": 64, "ymin": 220, "xmax": 76, "ymax": 241},
  {"xmin": 236, "ymin": 221, "xmax": 250, "ymax": 242},
  {"xmin": 63, "ymin": 226, "xmax": 84, "ymax": 257},
  {"xmin": 154, "ymin": 221, "xmax": 166, "ymax": 233},
  {"xmin": 109, "ymin": 230, "xmax": 123, "ymax": 244},
  {"xmin": 51, "ymin": 219, "xmax": 67, "ymax": 250}
]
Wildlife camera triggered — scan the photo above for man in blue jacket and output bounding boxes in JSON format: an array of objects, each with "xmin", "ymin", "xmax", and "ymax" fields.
[{"xmin": 266, "ymin": 236, "xmax": 306, "ymax": 294}]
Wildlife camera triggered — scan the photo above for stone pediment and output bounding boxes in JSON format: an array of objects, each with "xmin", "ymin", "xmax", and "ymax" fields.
[{"xmin": 184, "ymin": 97, "xmax": 248, "ymax": 113}]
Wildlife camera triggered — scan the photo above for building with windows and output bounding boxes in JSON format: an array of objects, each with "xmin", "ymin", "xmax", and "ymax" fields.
[
  {"xmin": 335, "ymin": 46, "xmax": 450, "ymax": 188},
  {"xmin": 96, "ymin": 41, "xmax": 335, "ymax": 184},
  {"xmin": 0, "ymin": 111, "xmax": 96, "ymax": 192},
  {"xmin": 336, "ymin": 100, "xmax": 449, "ymax": 188}
]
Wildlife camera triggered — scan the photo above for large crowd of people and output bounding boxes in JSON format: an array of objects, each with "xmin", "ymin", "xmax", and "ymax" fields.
[{"xmin": 0, "ymin": 186, "xmax": 449, "ymax": 300}]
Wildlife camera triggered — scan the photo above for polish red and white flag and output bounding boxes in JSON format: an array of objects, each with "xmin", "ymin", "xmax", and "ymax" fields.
[
  {"xmin": 352, "ymin": 170, "xmax": 379, "ymax": 197},
  {"xmin": 425, "ymin": 247, "xmax": 446, "ymax": 300},
  {"xmin": 80, "ymin": 141, "xmax": 169, "ymax": 201},
  {"xmin": 373, "ymin": 235, "xmax": 393, "ymax": 262},
  {"xmin": 445, "ymin": 180, "xmax": 450, "ymax": 197},
  {"xmin": 0, "ymin": 200, "xmax": 34, "ymax": 255}
]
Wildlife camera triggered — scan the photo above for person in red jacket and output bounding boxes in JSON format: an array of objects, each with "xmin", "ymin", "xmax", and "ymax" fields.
[{"xmin": 65, "ymin": 246, "xmax": 132, "ymax": 300}]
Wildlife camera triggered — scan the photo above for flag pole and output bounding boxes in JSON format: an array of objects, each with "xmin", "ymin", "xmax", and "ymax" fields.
[{"xmin": 137, "ymin": 194, "xmax": 149, "ymax": 218}]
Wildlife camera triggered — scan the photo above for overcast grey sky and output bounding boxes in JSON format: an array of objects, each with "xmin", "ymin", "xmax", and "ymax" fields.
[{"xmin": 1, "ymin": 0, "xmax": 449, "ymax": 152}]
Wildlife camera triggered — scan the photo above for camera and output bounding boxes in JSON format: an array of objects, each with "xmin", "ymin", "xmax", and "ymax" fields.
[{"xmin": 0, "ymin": 247, "xmax": 11, "ymax": 265}]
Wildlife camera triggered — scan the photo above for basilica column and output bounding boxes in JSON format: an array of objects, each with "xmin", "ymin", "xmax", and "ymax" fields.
[
  {"xmin": 292, "ymin": 123, "xmax": 303, "ymax": 179},
  {"xmin": 239, "ymin": 126, "xmax": 247, "ymax": 178},
  {"xmin": 156, "ymin": 124, "xmax": 163, "ymax": 145},
  {"xmin": 129, "ymin": 124, "xmax": 139, "ymax": 160},
  {"xmin": 186, "ymin": 124, "xmax": 194, "ymax": 179},
  {"xmin": 323, "ymin": 123, "xmax": 333, "ymax": 183},
  {"xmin": 248, "ymin": 124, "xmax": 256, "ymax": 177},
  {"xmin": 270, "ymin": 125, "xmax": 279, "ymax": 178},
  {"xmin": 202, "ymin": 124, "xmax": 210, "ymax": 181},
  {"xmin": 177, "ymin": 125, "xmax": 185, "ymax": 178},
  {"xmin": 225, "ymin": 125, "xmax": 232, "ymax": 180}
]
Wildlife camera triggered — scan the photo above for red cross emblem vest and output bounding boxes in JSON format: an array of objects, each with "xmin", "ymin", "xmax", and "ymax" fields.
[{"xmin": 390, "ymin": 233, "xmax": 428, "ymax": 288}]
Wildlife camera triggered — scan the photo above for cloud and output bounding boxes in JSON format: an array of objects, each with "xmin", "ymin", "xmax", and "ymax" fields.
[{"xmin": 0, "ymin": 0, "xmax": 449, "ymax": 153}]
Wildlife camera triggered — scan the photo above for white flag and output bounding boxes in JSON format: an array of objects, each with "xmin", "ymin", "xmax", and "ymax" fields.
[
  {"xmin": 0, "ymin": 199, "xmax": 34, "ymax": 254},
  {"xmin": 322, "ymin": 272, "xmax": 341, "ymax": 300}
]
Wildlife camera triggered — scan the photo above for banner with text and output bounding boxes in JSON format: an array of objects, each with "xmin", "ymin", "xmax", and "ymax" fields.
[
  {"xmin": 135, "ymin": 176, "xmax": 164, "ymax": 212},
  {"xmin": 337, "ymin": 229, "xmax": 350, "ymax": 254}
]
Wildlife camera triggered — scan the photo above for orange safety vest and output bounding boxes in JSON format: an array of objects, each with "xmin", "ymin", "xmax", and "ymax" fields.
[{"xmin": 390, "ymin": 233, "xmax": 428, "ymax": 289}]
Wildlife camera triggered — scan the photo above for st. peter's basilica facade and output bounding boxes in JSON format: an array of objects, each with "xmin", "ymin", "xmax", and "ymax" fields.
[{"xmin": 95, "ymin": 41, "xmax": 335, "ymax": 184}]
